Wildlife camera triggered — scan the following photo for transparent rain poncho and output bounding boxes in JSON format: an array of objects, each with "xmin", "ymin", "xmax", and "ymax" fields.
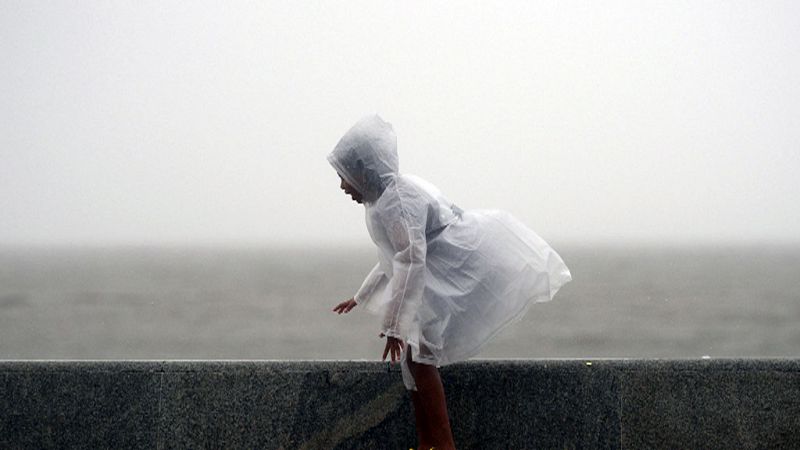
[{"xmin": 328, "ymin": 115, "xmax": 572, "ymax": 391}]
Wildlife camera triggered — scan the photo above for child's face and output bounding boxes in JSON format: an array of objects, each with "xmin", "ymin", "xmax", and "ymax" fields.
[{"xmin": 339, "ymin": 176, "xmax": 364, "ymax": 204}]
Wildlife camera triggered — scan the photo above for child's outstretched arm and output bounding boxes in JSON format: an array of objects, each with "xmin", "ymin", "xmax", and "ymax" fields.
[
  {"xmin": 332, "ymin": 297, "xmax": 357, "ymax": 314},
  {"xmin": 332, "ymin": 262, "xmax": 389, "ymax": 315},
  {"xmin": 353, "ymin": 263, "xmax": 388, "ymax": 310}
]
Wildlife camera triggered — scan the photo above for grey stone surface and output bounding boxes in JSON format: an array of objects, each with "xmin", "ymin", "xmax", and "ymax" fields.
[
  {"xmin": 616, "ymin": 360, "xmax": 800, "ymax": 449},
  {"xmin": 0, "ymin": 363, "xmax": 160, "ymax": 449},
  {"xmin": 0, "ymin": 359, "xmax": 798, "ymax": 449},
  {"xmin": 442, "ymin": 361, "xmax": 621, "ymax": 449}
]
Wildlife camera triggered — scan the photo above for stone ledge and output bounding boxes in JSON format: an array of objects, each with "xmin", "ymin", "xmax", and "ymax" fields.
[{"xmin": 1, "ymin": 359, "xmax": 798, "ymax": 449}]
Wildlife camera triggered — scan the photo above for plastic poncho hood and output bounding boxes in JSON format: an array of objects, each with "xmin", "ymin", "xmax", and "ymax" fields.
[{"xmin": 327, "ymin": 114, "xmax": 398, "ymax": 203}]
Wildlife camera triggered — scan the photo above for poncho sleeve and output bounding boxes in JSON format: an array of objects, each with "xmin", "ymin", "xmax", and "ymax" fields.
[
  {"xmin": 353, "ymin": 262, "xmax": 388, "ymax": 309},
  {"xmin": 377, "ymin": 183, "xmax": 428, "ymax": 340}
]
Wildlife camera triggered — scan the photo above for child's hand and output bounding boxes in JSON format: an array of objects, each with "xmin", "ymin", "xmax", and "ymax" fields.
[
  {"xmin": 380, "ymin": 333, "xmax": 404, "ymax": 364},
  {"xmin": 332, "ymin": 297, "xmax": 357, "ymax": 314}
]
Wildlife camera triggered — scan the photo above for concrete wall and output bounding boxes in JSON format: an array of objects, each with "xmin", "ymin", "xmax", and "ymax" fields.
[{"xmin": 1, "ymin": 359, "xmax": 798, "ymax": 449}]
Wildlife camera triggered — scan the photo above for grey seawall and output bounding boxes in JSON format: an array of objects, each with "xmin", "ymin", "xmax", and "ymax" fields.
[{"xmin": 1, "ymin": 359, "xmax": 799, "ymax": 449}]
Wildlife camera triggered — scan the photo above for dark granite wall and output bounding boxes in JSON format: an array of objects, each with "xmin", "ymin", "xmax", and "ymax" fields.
[{"xmin": 1, "ymin": 359, "xmax": 798, "ymax": 449}]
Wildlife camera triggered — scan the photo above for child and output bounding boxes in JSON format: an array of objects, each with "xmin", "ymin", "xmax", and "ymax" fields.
[{"xmin": 330, "ymin": 115, "xmax": 572, "ymax": 449}]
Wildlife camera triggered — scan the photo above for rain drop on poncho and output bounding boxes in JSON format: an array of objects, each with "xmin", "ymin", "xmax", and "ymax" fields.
[{"xmin": 328, "ymin": 115, "xmax": 572, "ymax": 391}]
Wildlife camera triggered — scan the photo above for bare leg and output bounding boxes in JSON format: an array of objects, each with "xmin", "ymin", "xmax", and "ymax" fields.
[
  {"xmin": 409, "ymin": 388, "xmax": 432, "ymax": 449},
  {"xmin": 406, "ymin": 347, "xmax": 456, "ymax": 450}
]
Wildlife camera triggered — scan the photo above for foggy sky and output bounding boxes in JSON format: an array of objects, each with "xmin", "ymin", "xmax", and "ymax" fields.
[{"xmin": 2, "ymin": 1, "xmax": 799, "ymax": 247}]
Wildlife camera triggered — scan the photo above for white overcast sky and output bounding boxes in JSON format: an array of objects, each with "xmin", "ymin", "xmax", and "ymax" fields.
[{"xmin": 2, "ymin": 1, "xmax": 799, "ymax": 247}]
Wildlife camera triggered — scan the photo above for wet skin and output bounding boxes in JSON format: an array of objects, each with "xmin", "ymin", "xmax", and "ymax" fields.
[{"xmin": 339, "ymin": 176, "xmax": 364, "ymax": 204}]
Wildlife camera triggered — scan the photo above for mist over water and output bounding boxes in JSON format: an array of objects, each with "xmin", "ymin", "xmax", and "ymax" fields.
[
  {"xmin": 1, "ymin": 244, "xmax": 798, "ymax": 360},
  {"xmin": 3, "ymin": 2, "xmax": 798, "ymax": 370}
]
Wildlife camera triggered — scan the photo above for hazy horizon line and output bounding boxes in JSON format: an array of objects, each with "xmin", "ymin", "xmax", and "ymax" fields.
[{"xmin": 2, "ymin": 238, "xmax": 799, "ymax": 251}]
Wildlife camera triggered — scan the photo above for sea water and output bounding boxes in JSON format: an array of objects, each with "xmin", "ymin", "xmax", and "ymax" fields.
[{"xmin": 1, "ymin": 244, "xmax": 798, "ymax": 359}]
